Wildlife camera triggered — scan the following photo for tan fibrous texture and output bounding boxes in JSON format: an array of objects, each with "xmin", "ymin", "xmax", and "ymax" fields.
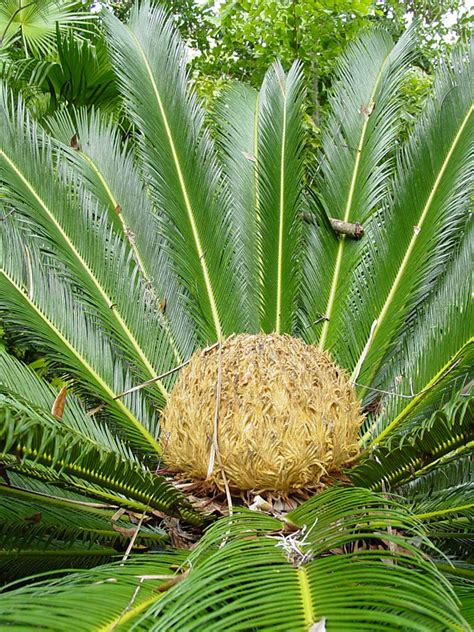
[{"xmin": 160, "ymin": 333, "xmax": 363, "ymax": 493}]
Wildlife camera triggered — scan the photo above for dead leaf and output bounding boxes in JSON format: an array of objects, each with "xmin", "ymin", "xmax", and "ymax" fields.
[
  {"xmin": 25, "ymin": 512, "xmax": 42, "ymax": 524},
  {"xmin": 114, "ymin": 204, "xmax": 122, "ymax": 215},
  {"xmin": 249, "ymin": 495, "xmax": 273, "ymax": 513},
  {"xmin": 112, "ymin": 523, "xmax": 137, "ymax": 538},
  {"xmin": 242, "ymin": 151, "xmax": 257, "ymax": 163},
  {"xmin": 111, "ymin": 508, "xmax": 126, "ymax": 522},
  {"xmin": 70, "ymin": 134, "xmax": 79, "ymax": 150},
  {"xmin": 359, "ymin": 101, "xmax": 375, "ymax": 120},
  {"xmin": 159, "ymin": 298, "xmax": 167, "ymax": 314},
  {"xmin": 51, "ymin": 386, "xmax": 67, "ymax": 420}
]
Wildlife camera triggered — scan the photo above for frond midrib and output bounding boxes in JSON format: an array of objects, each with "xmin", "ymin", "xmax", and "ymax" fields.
[
  {"xmin": 126, "ymin": 27, "xmax": 222, "ymax": 340},
  {"xmin": 0, "ymin": 267, "xmax": 161, "ymax": 453},
  {"xmin": 351, "ymin": 104, "xmax": 474, "ymax": 389},
  {"xmin": 318, "ymin": 51, "xmax": 391, "ymax": 351},
  {"xmin": 276, "ymin": 84, "xmax": 287, "ymax": 333},
  {"xmin": 0, "ymin": 147, "xmax": 169, "ymax": 399},
  {"xmin": 76, "ymin": 147, "xmax": 183, "ymax": 365}
]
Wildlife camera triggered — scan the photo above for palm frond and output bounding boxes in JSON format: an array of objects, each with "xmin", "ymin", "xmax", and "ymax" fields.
[
  {"xmin": 139, "ymin": 488, "xmax": 466, "ymax": 630},
  {"xmin": 103, "ymin": 1, "xmax": 247, "ymax": 342},
  {"xmin": 0, "ymin": 223, "xmax": 161, "ymax": 453},
  {"xmin": 347, "ymin": 42, "xmax": 473, "ymax": 394},
  {"xmin": 400, "ymin": 454, "xmax": 473, "ymax": 557},
  {"xmin": 301, "ymin": 27, "xmax": 415, "ymax": 356},
  {"xmin": 0, "ymin": 488, "xmax": 466, "ymax": 630},
  {"xmin": 213, "ymin": 82, "xmax": 260, "ymax": 331},
  {"xmin": 47, "ymin": 31, "xmax": 118, "ymax": 112},
  {"xmin": 257, "ymin": 61, "xmax": 305, "ymax": 333},
  {"xmin": 361, "ymin": 219, "xmax": 472, "ymax": 444},
  {"xmin": 0, "ymin": 85, "xmax": 175, "ymax": 402},
  {"xmin": 0, "ymin": 482, "xmax": 166, "ymax": 583},
  {"xmin": 0, "ymin": 389, "xmax": 201, "ymax": 523},
  {"xmin": 0, "ymin": 552, "xmax": 188, "ymax": 628},
  {"xmin": 46, "ymin": 107, "xmax": 196, "ymax": 367},
  {"xmin": 0, "ymin": 351, "xmax": 137, "ymax": 459},
  {"xmin": 450, "ymin": 576, "xmax": 474, "ymax": 628},
  {"xmin": 350, "ymin": 394, "xmax": 473, "ymax": 492},
  {"xmin": 0, "ymin": 0, "xmax": 93, "ymax": 58}
]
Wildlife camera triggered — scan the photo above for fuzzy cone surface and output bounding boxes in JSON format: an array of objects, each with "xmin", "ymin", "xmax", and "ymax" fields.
[{"xmin": 161, "ymin": 333, "xmax": 363, "ymax": 492}]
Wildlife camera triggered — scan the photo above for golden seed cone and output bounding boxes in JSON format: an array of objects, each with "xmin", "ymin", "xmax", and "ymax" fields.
[{"xmin": 161, "ymin": 333, "xmax": 363, "ymax": 493}]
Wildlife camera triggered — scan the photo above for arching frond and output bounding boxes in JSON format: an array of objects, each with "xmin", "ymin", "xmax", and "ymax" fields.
[
  {"xmin": 350, "ymin": 394, "xmax": 473, "ymax": 492},
  {"xmin": 257, "ymin": 61, "xmax": 305, "ymax": 334},
  {"xmin": 301, "ymin": 27, "xmax": 415, "ymax": 354},
  {"xmin": 0, "ymin": 224, "xmax": 161, "ymax": 453},
  {"xmin": 46, "ymin": 107, "xmax": 196, "ymax": 367},
  {"xmin": 104, "ymin": 1, "xmax": 247, "ymax": 342},
  {"xmin": 0, "ymin": 552, "xmax": 189, "ymax": 629},
  {"xmin": 213, "ymin": 83, "xmax": 260, "ymax": 331},
  {"xmin": 400, "ymin": 454, "xmax": 474, "ymax": 558},
  {"xmin": 0, "ymin": 488, "xmax": 466, "ymax": 630},
  {"xmin": 0, "ymin": 389, "xmax": 201, "ymax": 523},
  {"xmin": 361, "ymin": 220, "xmax": 472, "ymax": 444},
  {"xmin": 347, "ymin": 43, "xmax": 473, "ymax": 394},
  {"xmin": 0, "ymin": 351, "xmax": 136, "ymax": 460},
  {"xmin": 135, "ymin": 488, "xmax": 466, "ymax": 630},
  {"xmin": 0, "ymin": 86, "xmax": 174, "ymax": 401},
  {"xmin": 0, "ymin": 482, "xmax": 166, "ymax": 583}
]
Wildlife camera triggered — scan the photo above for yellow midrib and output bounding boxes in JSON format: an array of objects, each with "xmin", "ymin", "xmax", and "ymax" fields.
[
  {"xmin": 298, "ymin": 566, "xmax": 315, "ymax": 629},
  {"xmin": 79, "ymin": 149, "xmax": 183, "ymax": 365},
  {"xmin": 363, "ymin": 337, "xmax": 473, "ymax": 446},
  {"xmin": 318, "ymin": 53, "xmax": 391, "ymax": 351},
  {"xmin": 254, "ymin": 92, "xmax": 264, "ymax": 318},
  {"xmin": 352, "ymin": 104, "xmax": 473, "ymax": 388},
  {"xmin": 0, "ymin": 149, "xmax": 168, "ymax": 400},
  {"xmin": 1, "ymin": 267, "xmax": 161, "ymax": 453},
  {"xmin": 98, "ymin": 590, "xmax": 164, "ymax": 632},
  {"xmin": 276, "ymin": 87, "xmax": 288, "ymax": 333},
  {"xmin": 128, "ymin": 29, "xmax": 222, "ymax": 340},
  {"xmin": 414, "ymin": 503, "xmax": 474, "ymax": 521}
]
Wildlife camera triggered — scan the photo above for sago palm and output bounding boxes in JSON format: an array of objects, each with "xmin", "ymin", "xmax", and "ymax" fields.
[{"xmin": 0, "ymin": 2, "xmax": 472, "ymax": 629}]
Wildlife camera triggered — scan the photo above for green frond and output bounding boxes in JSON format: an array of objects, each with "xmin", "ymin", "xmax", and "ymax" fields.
[
  {"xmin": 361, "ymin": 221, "xmax": 472, "ymax": 444},
  {"xmin": 350, "ymin": 394, "xmax": 473, "ymax": 491},
  {"xmin": 0, "ymin": 488, "xmax": 465, "ymax": 630},
  {"xmin": 213, "ymin": 82, "xmax": 260, "ymax": 331},
  {"xmin": 0, "ymin": 0, "xmax": 93, "ymax": 58},
  {"xmin": 401, "ymin": 454, "xmax": 473, "ymax": 557},
  {"xmin": 0, "ymin": 0, "xmax": 94, "ymax": 57},
  {"xmin": 137, "ymin": 488, "xmax": 466, "ymax": 630},
  {"xmin": 449, "ymin": 575, "xmax": 474, "ymax": 628},
  {"xmin": 103, "ymin": 1, "xmax": 247, "ymax": 342},
  {"xmin": 347, "ymin": 42, "xmax": 473, "ymax": 394},
  {"xmin": 0, "ymin": 224, "xmax": 161, "ymax": 454},
  {"xmin": 42, "ymin": 30, "xmax": 119, "ymax": 113},
  {"xmin": 0, "ymin": 388, "xmax": 201, "ymax": 523},
  {"xmin": 46, "ymin": 107, "xmax": 196, "ymax": 367},
  {"xmin": 257, "ymin": 61, "xmax": 305, "ymax": 334},
  {"xmin": 301, "ymin": 27, "xmax": 415, "ymax": 356},
  {"xmin": 0, "ymin": 85, "xmax": 174, "ymax": 401},
  {"xmin": 0, "ymin": 483, "xmax": 166, "ymax": 583},
  {"xmin": 0, "ymin": 552, "xmax": 188, "ymax": 629},
  {"xmin": 0, "ymin": 351, "xmax": 137, "ymax": 460},
  {"xmin": 213, "ymin": 61, "xmax": 305, "ymax": 335}
]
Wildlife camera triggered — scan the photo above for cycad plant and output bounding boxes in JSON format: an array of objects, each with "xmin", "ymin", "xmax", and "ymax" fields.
[{"xmin": 0, "ymin": 2, "xmax": 472, "ymax": 629}]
